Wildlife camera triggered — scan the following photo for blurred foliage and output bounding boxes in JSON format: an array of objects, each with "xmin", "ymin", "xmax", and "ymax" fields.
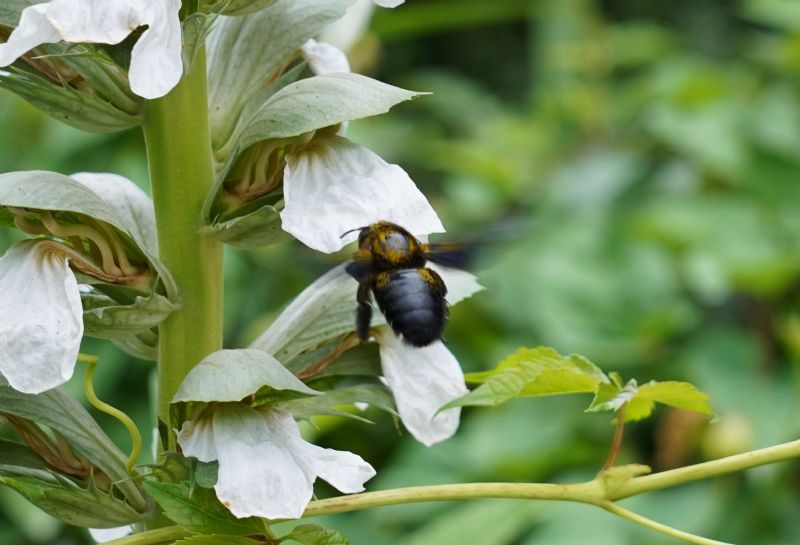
[{"xmin": 2, "ymin": 0, "xmax": 800, "ymax": 543}]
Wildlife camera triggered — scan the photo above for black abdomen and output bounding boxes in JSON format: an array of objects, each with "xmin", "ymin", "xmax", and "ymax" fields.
[{"xmin": 373, "ymin": 268, "xmax": 448, "ymax": 347}]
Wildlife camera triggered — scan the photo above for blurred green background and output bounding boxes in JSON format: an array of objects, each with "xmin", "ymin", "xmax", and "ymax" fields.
[{"xmin": 2, "ymin": 0, "xmax": 800, "ymax": 543}]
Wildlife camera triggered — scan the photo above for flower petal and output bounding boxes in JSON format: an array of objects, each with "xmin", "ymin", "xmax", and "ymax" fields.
[
  {"xmin": 281, "ymin": 136, "xmax": 444, "ymax": 253},
  {"xmin": 301, "ymin": 39, "xmax": 351, "ymax": 75},
  {"xmin": 89, "ymin": 526, "xmax": 132, "ymax": 543},
  {"xmin": 211, "ymin": 405, "xmax": 313, "ymax": 520},
  {"xmin": 0, "ymin": 4, "xmax": 60, "ymax": 66},
  {"xmin": 176, "ymin": 417, "xmax": 217, "ymax": 463},
  {"xmin": 126, "ymin": 0, "xmax": 182, "ymax": 99},
  {"xmin": 373, "ymin": 0, "xmax": 405, "ymax": 7},
  {"xmin": 0, "ymin": 240, "xmax": 83, "ymax": 394},
  {"xmin": 378, "ymin": 329, "xmax": 467, "ymax": 446},
  {"xmin": 263, "ymin": 408, "xmax": 375, "ymax": 494}
]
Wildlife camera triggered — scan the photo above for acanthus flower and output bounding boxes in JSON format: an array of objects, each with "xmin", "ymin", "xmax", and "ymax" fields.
[{"xmin": 0, "ymin": 0, "xmax": 182, "ymax": 99}]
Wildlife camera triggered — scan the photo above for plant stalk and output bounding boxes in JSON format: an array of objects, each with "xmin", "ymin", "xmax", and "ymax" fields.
[{"xmin": 142, "ymin": 46, "xmax": 222, "ymax": 449}]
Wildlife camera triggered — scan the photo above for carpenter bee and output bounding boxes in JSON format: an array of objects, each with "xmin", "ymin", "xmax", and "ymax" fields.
[{"xmin": 344, "ymin": 221, "xmax": 471, "ymax": 347}]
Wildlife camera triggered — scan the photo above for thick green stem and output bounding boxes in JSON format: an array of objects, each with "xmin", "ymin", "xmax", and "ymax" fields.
[{"xmin": 142, "ymin": 47, "xmax": 222, "ymax": 448}]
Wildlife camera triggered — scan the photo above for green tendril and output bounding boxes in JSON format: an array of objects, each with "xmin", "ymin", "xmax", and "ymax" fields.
[{"xmin": 79, "ymin": 354, "xmax": 142, "ymax": 475}]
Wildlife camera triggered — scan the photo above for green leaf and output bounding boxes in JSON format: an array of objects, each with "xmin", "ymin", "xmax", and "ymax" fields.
[
  {"xmin": 282, "ymin": 381, "xmax": 397, "ymax": 421},
  {"xmin": 238, "ymin": 74, "xmax": 423, "ymax": 149},
  {"xmin": 143, "ymin": 481, "xmax": 262, "ymax": 536},
  {"xmin": 281, "ymin": 524, "xmax": 349, "ymax": 545},
  {"xmin": 0, "ymin": 0, "xmax": 32, "ymax": 27},
  {"xmin": 251, "ymin": 264, "xmax": 482, "ymax": 370},
  {"xmin": 172, "ymin": 349, "xmax": 320, "ymax": 403},
  {"xmin": 202, "ymin": 0, "xmax": 279, "ymax": 16},
  {"xmin": 200, "ymin": 200, "xmax": 287, "ymax": 249},
  {"xmin": 0, "ymin": 70, "xmax": 139, "ymax": 133},
  {"xmin": 0, "ymin": 475, "xmax": 145, "ymax": 528},
  {"xmin": 207, "ymin": 0, "xmax": 353, "ymax": 152},
  {"xmin": 443, "ymin": 347, "xmax": 609, "ymax": 410},
  {"xmin": 0, "ymin": 378, "xmax": 147, "ymax": 512},
  {"xmin": 587, "ymin": 379, "xmax": 714, "ymax": 422},
  {"xmin": 174, "ymin": 537, "xmax": 261, "ymax": 545}
]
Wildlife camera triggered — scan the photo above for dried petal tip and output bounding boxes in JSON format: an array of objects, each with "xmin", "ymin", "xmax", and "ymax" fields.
[{"xmin": 0, "ymin": 241, "xmax": 83, "ymax": 394}]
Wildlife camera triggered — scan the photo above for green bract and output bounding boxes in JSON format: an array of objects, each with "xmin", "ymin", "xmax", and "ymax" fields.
[{"xmin": 0, "ymin": 171, "xmax": 178, "ymax": 358}]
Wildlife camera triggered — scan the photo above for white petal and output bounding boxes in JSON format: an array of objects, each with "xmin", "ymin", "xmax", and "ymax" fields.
[
  {"xmin": 88, "ymin": 526, "xmax": 132, "ymax": 543},
  {"xmin": 2, "ymin": 0, "xmax": 182, "ymax": 99},
  {"xmin": 126, "ymin": 0, "xmax": 182, "ymax": 99},
  {"xmin": 429, "ymin": 265, "xmax": 485, "ymax": 306},
  {"xmin": 320, "ymin": 0, "xmax": 375, "ymax": 52},
  {"xmin": 373, "ymin": 0, "xmax": 405, "ymax": 7},
  {"xmin": 0, "ymin": 4, "xmax": 60, "ymax": 67},
  {"xmin": 211, "ymin": 405, "xmax": 313, "ymax": 519},
  {"xmin": 301, "ymin": 39, "xmax": 351, "ymax": 75},
  {"xmin": 176, "ymin": 417, "xmax": 217, "ymax": 463},
  {"xmin": 378, "ymin": 329, "xmax": 467, "ymax": 446},
  {"xmin": 281, "ymin": 136, "xmax": 444, "ymax": 253},
  {"xmin": 263, "ymin": 408, "xmax": 375, "ymax": 494},
  {"xmin": 0, "ymin": 241, "xmax": 83, "ymax": 394}
]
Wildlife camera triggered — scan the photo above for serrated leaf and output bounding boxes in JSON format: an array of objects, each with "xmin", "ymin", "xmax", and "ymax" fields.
[
  {"xmin": 143, "ymin": 481, "xmax": 262, "ymax": 535},
  {"xmin": 443, "ymin": 347, "xmax": 609, "ymax": 410},
  {"xmin": 0, "ymin": 475, "xmax": 145, "ymax": 528},
  {"xmin": 172, "ymin": 349, "xmax": 320, "ymax": 403},
  {"xmin": 281, "ymin": 524, "xmax": 349, "ymax": 545},
  {"xmin": 251, "ymin": 264, "xmax": 482, "ymax": 370},
  {"xmin": 587, "ymin": 379, "xmax": 713, "ymax": 422},
  {"xmin": 625, "ymin": 381, "xmax": 714, "ymax": 422},
  {"xmin": 238, "ymin": 73, "xmax": 423, "ymax": 149}
]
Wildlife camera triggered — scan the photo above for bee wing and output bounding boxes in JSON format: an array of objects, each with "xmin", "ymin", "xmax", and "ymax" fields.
[{"xmin": 422, "ymin": 243, "xmax": 473, "ymax": 270}]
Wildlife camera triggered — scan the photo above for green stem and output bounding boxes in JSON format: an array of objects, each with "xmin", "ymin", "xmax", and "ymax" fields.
[
  {"xmin": 142, "ymin": 46, "xmax": 222, "ymax": 449},
  {"xmin": 80, "ymin": 355, "xmax": 142, "ymax": 474},
  {"xmin": 104, "ymin": 526, "xmax": 190, "ymax": 545},
  {"xmin": 303, "ymin": 482, "xmax": 605, "ymax": 517},
  {"xmin": 610, "ymin": 439, "xmax": 800, "ymax": 500},
  {"xmin": 599, "ymin": 502, "xmax": 733, "ymax": 545}
]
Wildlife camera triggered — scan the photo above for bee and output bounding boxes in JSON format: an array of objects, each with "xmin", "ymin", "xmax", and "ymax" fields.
[{"xmin": 344, "ymin": 221, "xmax": 470, "ymax": 347}]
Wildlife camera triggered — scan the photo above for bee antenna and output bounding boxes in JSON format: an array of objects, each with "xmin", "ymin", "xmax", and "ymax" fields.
[{"xmin": 340, "ymin": 226, "xmax": 366, "ymax": 239}]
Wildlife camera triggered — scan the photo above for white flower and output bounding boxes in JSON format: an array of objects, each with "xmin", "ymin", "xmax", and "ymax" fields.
[
  {"xmin": 281, "ymin": 135, "xmax": 444, "ymax": 253},
  {"xmin": 177, "ymin": 404, "xmax": 375, "ymax": 520},
  {"xmin": 88, "ymin": 526, "xmax": 132, "ymax": 543},
  {"xmin": 0, "ymin": 0, "xmax": 182, "ymax": 99},
  {"xmin": 0, "ymin": 240, "xmax": 83, "ymax": 394},
  {"xmin": 373, "ymin": 0, "xmax": 405, "ymax": 7},
  {"xmin": 376, "ymin": 328, "xmax": 468, "ymax": 446},
  {"xmin": 301, "ymin": 39, "xmax": 351, "ymax": 75}
]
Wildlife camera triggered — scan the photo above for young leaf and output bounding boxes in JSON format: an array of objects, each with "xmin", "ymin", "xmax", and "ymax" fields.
[
  {"xmin": 281, "ymin": 524, "xmax": 349, "ymax": 545},
  {"xmin": 143, "ymin": 481, "xmax": 262, "ymax": 536},
  {"xmin": 442, "ymin": 347, "xmax": 610, "ymax": 410},
  {"xmin": 587, "ymin": 379, "xmax": 713, "ymax": 422},
  {"xmin": 172, "ymin": 349, "xmax": 320, "ymax": 403}
]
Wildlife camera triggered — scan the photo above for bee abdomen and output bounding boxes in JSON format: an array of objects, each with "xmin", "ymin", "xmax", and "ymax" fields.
[{"xmin": 373, "ymin": 268, "xmax": 448, "ymax": 347}]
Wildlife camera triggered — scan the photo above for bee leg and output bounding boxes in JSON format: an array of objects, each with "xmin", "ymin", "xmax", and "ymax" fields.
[{"xmin": 356, "ymin": 280, "xmax": 373, "ymax": 342}]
